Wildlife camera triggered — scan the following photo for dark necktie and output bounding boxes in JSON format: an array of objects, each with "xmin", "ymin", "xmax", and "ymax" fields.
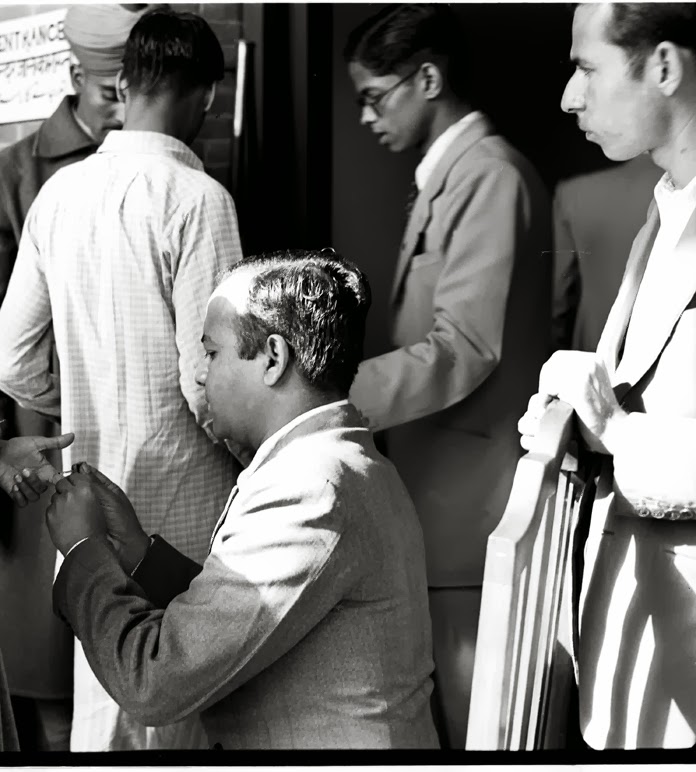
[{"xmin": 405, "ymin": 180, "xmax": 419, "ymax": 221}]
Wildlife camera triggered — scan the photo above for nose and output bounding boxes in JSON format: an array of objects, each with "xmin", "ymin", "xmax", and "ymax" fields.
[
  {"xmin": 195, "ymin": 357, "xmax": 208, "ymax": 387},
  {"xmin": 561, "ymin": 70, "xmax": 585, "ymax": 114},
  {"xmin": 360, "ymin": 104, "xmax": 378, "ymax": 127}
]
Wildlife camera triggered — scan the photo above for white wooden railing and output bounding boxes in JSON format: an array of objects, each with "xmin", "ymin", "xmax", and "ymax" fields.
[{"xmin": 466, "ymin": 399, "xmax": 587, "ymax": 750}]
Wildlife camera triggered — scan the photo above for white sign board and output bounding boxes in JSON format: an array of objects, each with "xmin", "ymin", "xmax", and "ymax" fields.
[{"xmin": 0, "ymin": 9, "xmax": 73, "ymax": 125}]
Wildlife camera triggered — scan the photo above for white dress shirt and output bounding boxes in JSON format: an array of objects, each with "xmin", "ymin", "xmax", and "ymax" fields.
[
  {"xmin": 415, "ymin": 110, "xmax": 483, "ymax": 191},
  {"xmin": 617, "ymin": 171, "xmax": 696, "ymax": 380}
]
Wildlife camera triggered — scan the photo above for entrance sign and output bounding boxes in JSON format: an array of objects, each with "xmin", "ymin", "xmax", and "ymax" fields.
[{"xmin": 0, "ymin": 9, "xmax": 72, "ymax": 125}]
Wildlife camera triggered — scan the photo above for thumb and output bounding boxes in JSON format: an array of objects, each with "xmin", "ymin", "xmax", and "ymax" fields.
[
  {"xmin": 81, "ymin": 463, "xmax": 121, "ymax": 495},
  {"xmin": 40, "ymin": 432, "xmax": 75, "ymax": 451}
]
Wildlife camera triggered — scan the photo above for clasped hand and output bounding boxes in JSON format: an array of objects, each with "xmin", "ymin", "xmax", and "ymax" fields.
[
  {"xmin": 0, "ymin": 433, "xmax": 74, "ymax": 506},
  {"xmin": 46, "ymin": 463, "xmax": 150, "ymax": 573},
  {"xmin": 518, "ymin": 351, "xmax": 628, "ymax": 455}
]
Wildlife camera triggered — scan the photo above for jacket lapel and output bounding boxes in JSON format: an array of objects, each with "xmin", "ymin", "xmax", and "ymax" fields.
[
  {"xmin": 208, "ymin": 484, "xmax": 239, "ymax": 554},
  {"xmin": 596, "ymin": 204, "xmax": 659, "ymax": 377},
  {"xmin": 612, "ymin": 205, "xmax": 696, "ymax": 393},
  {"xmin": 207, "ymin": 403, "xmax": 368, "ymax": 554},
  {"xmin": 389, "ymin": 114, "xmax": 495, "ymax": 304}
]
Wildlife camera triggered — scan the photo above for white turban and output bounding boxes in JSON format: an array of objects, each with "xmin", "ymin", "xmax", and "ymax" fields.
[{"xmin": 64, "ymin": 4, "xmax": 163, "ymax": 76}]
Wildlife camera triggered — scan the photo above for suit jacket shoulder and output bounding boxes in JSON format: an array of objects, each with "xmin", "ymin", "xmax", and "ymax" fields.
[{"xmin": 429, "ymin": 118, "xmax": 545, "ymax": 200}]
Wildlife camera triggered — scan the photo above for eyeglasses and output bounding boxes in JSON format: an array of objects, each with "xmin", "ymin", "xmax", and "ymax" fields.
[{"xmin": 356, "ymin": 68, "xmax": 420, "ymax": 116}]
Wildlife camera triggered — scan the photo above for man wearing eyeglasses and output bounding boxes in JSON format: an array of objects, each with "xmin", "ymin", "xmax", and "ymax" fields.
[{"xmin": 345, "ymin": 4, "xmax": 551, "ymax": 748}]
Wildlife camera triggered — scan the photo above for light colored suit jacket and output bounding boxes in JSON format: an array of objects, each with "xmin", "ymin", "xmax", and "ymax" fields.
[
  {"xmin": 596, "ymin": 200, "xmax": 696, "ymax": 507},
  {"xmin": 572, "ymin": 199, "xmax": 696, "ymax": 748},
  {"xmin": 553, "ymin": 155, "xmax": 661, "ymax": 352},
  {"xmin": 54, "ymin": 403, "xmax": 439, "ymax": 749},
  {"xmin": 350, "ymin": 113, "xmax": 552, "ymax": 587}
]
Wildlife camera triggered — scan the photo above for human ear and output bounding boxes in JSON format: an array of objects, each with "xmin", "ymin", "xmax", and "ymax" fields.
[
  {"xmin": 70, "ymin": 64, "xmax": 85, "ymax": 94},
  {"xmin": 420, "ymin": 62, "xmax": 444, "ymax": 100},
  {"xmin": 204, "ymin": 82, "xmax": 216, "ymax": 113},
  {"xmin": 263, "ymin": 334, "xmax": 291, "ymax": 386},
  {"xmin": 651, "ymin": 42, "xmax": 683, "ymax": 96},
  {"xmin": 115, "ymin": 68, "xmax": 127, "ymax": 103}
]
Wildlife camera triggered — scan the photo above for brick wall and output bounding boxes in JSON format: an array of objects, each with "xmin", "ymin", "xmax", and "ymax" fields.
[
  {"xmin": 0, "ymin": 3, "xmax": 242, "ymax": 190},
  {"xmin": 180, "ymin": 3, "xmax": 243, "ymax": 189}
]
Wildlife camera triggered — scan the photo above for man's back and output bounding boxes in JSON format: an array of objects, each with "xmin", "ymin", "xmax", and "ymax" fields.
[{"xmin": 8, "ymin": 130, "xmax": 241, "ymax": 560}]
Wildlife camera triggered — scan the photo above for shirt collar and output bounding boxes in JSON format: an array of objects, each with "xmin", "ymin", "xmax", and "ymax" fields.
[
  {"xmin": 34, "ymin": 95, "xmax": 97, "ymax": 160},
  {"xmin": 237, "ymin": 399, "xmax": 351, "ymax": 485},
  {"xmin": 97, "ymin": 130, "xmax": 204, "ymax": 171},
  {"xmin": 653, "ymin": 169, "xmax": 696, "ymax": 220},
  {"xmin": 415, "ymin": 110, "xmax": 483, "ymax": 191}
]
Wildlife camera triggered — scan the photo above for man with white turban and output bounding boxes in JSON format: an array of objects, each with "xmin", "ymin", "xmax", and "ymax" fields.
[{"xmin": 0, "ymin": 4, "xmax": 157, "ymax": 752}]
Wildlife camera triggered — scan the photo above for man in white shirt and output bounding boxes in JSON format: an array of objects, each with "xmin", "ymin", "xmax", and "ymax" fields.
[
  {"xmin": 0, "ymin": 5, "xmax": 156, "ymax": 751},
  {"xmin": 520, "ymin": 2, "xmax": 696, "ymax": 749},
  {"xmin": 42, "ymin": 250, "xmax": 439, "ymax": 750},
  {"xmin": 0, "ymin": 8, "xmax": 242, "ymax": 751},
  {"xmin": 344, "ymin": 4, "xmax": 552, "ymax": 747}
]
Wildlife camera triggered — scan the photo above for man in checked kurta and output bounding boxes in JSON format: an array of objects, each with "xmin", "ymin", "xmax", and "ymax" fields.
[
  {"xmin": 0, "ymin": 9, "xmax": 242, "ymax": 751},
  {"xmin": 0, "ymin": 4, "xmax": 156, "ymax": 751}
]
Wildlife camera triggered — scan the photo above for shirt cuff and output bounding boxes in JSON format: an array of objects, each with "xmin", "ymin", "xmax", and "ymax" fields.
[
  {"xmin": 130, "ymin": 536, "xmax": 155, "ymax": 576},
  {"xmin": 65, "ymin": 536, "xmax": 91, "ymax": 557}
]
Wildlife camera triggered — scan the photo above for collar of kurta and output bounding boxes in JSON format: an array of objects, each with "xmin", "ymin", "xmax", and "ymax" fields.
[
  {"xmin": 33, "ymin": 95, "xmax": 98, "ymax": 160},
  {"xmin": 96, "ymin": 129, "xmax": 205, "ymax": 172}
]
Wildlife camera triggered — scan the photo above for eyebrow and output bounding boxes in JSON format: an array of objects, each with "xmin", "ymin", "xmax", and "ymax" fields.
[{"xmin": 570, "ymin": 56, "xmax": 591, "ymax": 68}]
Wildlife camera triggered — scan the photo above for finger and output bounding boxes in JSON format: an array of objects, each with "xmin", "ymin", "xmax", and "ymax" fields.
[
  {"xmin": 40, "ymin": 432, "xmax": 75, "ymax": 451},
  {"xmin": 17, "ymin": 469, "xmax": 45, "ymax": 502},
  {"xmin": 45, "ymin": 468, "xmax": 65, "ymax": 486},
  {"xmin": 527, "ymin": 393, "xmax": 553, "ymax": 419},
  {"xmin": 517, "ymin": 413, "xmax": 540, "ymax": 437},
  {"xmin": 16, "ymin": 480, "xmax": 40, "ymax": 503},
  {"xmin": 520, "ymin": 434, "xmax": 534, "ymax": 452},
  {"xmin": 82, "ymin": 464, "xmax": 117, "ymax": 491},
  {"xmin": 54, "ymin": 474, "xmax": 75, "ymax": 494},
  {"xmin": 538, "ymin": 367, "xmax": 560, "ymax": 398},
  {"xmin": 9, "ymin": 481, "xmax": 28, "ymax": 508},
  {"xmin": 23, "ymin": 467, "xmax": 47, "ymax": 492}
]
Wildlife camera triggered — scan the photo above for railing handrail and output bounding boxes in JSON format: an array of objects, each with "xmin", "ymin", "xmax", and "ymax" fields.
[{"xmin": 466, "ymin": 399, "xmax": 578, "ymax": 750}]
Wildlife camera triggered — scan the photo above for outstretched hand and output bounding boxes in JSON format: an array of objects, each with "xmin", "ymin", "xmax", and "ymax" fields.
[{"xmin": 0, "ymin": 433, "xmax": 74, "ymax": 506}]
